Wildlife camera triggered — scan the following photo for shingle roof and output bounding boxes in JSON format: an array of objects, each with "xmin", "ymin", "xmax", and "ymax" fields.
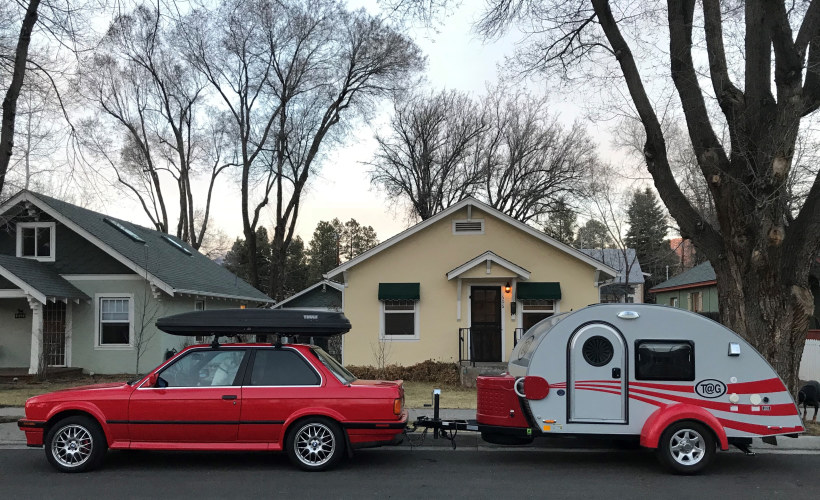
[
  {"xmin": 3, "ymin": 191, "xmax": 272, "ymax": 303},
  {"xmin": 579, "ymin": 248, "xmax": 645, "ymax": 284},
  {"xmin": 650, "ymin": 261, "xmax": 716, "ymax": 292},
  {"xmin": 0, "ymin": 255, "xmax": 89, "ymax": 302}
]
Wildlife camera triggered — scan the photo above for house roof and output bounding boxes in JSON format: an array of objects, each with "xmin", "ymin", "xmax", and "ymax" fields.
[
  {"xmin": 0, "ymin": 255, "xmax": 89, "ymax": 303},
  {"xmin": 0, "ymin": 190, "xmax": 272, "ymax": 303},
  {"xmin": 650, "ymin": 261, "xmax": 716, "ymax": 293},
  {"xmin": 446, "ymin": 251, "xmax": 531, "ymax": 280},
  {"xmin": 323, "ymin": 197, "xmax": 617, "ymax": 280},
  {"xmin": 579, "ymin": 248, "xmax": 645, "ymax": 284},
  {"xmin": 273, "ymin": 280, "xmax": 344, "ymax": 309}
]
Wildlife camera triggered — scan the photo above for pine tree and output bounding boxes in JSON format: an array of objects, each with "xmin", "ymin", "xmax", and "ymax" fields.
[
  {"xmin": 574, "ymin": 219, "xmax": 612, "ymax": 249},
  {"xmin": 222, "ymin": 227, "xmax": 272, "ymax": 294},
  {"xmin": 306, "ymin": 219, "xmax": 344, "ymax": 283},
  {"xmin": 543, "ymin": 198, "xmax": 577, "ymax": 244},
  {"xmin": 625, "ymin": 188, "xmax": 677, "ymax": 298},
  {"xmin": 340, "ymin": 219, "xmax": 378, "ymax": 261}
]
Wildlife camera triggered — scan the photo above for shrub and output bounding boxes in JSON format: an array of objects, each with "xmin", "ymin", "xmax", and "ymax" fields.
[{"xmin": 347, "ymin": 360, "xmax": 460, "ymax": 385}]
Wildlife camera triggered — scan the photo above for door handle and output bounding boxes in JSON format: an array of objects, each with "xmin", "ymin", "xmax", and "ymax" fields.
[
  {"xmin": 222, "ymin": 395, "xmax": 237, "ymax": 400},
  {"xmin": 611, "ymin": 368, "xmax": 621, "ymax": 379}
]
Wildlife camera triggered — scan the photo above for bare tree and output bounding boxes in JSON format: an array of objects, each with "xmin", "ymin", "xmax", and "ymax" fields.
[
  {"xmin": 369, "ymin": 89, "xmax": 488, "ymax": 220},
  {"xmin": 181, "ymin": 0, "xmax": 423, "ymax": 297},
  {"xmin": 79, "ymin": 4, "xmax": 230, "ymax": 249},
  {"xmin": 479, "ymin": 86, "xmax": 596, "ymax": 224}
]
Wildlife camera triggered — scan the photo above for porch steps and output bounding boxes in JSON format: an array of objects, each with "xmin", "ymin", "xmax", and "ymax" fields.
[{"xmin": 460, "ymin": 362, "xmax": 508, "ymax": 388}]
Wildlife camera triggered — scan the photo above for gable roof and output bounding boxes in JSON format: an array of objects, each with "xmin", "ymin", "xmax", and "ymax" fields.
[
  {"xmin": 579, "ymin": 248, "xmax": 645, "ymax": 284},
  {"xmin": 273, "ymin": 280, "xmax": 344, "ymax": 309},
  {"xmin": 650, "ymin": 261, "xmax": 716, "ymax": 293},
  {"xmin": 0, "ymin": 190, "xmax": 272, "ymax": 303},
  {"xmin": 323, "ymin": 197, "xmax": 617, "ymax": 280},
  {"xmin": 446, "ymin": 251, "xmax": 530, "ymax": 280},
  {"xmin": 0, "ymin": 255, "xmax": 89, "ymax": 303}
]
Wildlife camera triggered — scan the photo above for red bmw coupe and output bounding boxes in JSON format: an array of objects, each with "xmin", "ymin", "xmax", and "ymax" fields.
[{"xmin": 18, "ymin": 310, "xmax": 407, "ymax": 472}]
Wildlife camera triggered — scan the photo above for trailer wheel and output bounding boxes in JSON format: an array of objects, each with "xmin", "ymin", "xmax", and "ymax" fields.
[
  {"xmin": 286, "ymin": 417, "xmax": 344, "ymax": 472},
  {"xmin": 657, "ymin": 421, "xmax": 715, "ymax": 474}
]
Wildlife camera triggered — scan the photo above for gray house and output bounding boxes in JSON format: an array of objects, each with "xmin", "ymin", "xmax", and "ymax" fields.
[
  {"xmin": 0, "ymin": 190, "xmax": 273, "ymax": 375},
  {"xmin": 579, "ymin": 248, "xmax": 646, "ymax": 303}
]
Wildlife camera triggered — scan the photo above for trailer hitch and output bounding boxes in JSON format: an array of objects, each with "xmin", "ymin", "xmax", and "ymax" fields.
[{"xmin": 405, "ymin": 389, "xmax": 463, "ymax": 450}]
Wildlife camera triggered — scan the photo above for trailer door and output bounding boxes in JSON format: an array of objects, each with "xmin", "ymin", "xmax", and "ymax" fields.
[{"xmin": 568, "ymin": 323, "xmax": 627, "ymax": 424}]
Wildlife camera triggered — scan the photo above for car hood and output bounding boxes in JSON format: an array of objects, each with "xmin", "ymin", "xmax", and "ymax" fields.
[{"xmin": 27, "ymin": 382, "xmax": 131, "ymax": 404}]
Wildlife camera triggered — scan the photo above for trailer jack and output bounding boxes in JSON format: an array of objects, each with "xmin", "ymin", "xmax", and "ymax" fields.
[{"xmin": 730, "ymin": 438, "xmax": 756, "ymax": 456}]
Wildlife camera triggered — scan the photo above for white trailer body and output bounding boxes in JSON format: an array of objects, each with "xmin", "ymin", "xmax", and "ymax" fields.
[{"xmin": 473, "ymin": 304, "xmax": 803, "ymax": 473}]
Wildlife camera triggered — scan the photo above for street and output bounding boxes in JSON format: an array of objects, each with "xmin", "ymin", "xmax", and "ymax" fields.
[{"xmin": 1, "ymin": 447, "xmax": 817, "ymax": 499}]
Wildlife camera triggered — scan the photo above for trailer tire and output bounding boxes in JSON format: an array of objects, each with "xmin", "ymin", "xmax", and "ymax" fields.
[{"xmin": 656, "ymin": 421, "xmax": 715, "ymax": 474}]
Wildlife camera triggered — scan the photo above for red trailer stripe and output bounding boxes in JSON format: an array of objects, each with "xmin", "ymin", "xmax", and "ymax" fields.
[
  {"xmin": 717, "ymin": 418, "xmax": 803, "ymax": 436},
  {"xmin": 629, "ymin": 382, "xmax": 694, "ymax": 393},
  {"xmin": 726, "ymin": 378, "xmax": 786, "ymax": 394},
  {"xmin": 628, "ymin": 387, "xmax": 798, "ymax": 416}
]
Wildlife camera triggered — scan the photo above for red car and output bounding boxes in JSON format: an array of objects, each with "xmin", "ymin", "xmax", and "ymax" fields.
[{"xmin": 18, "ymin": 310, "xmax": 407, "ymax": 472}]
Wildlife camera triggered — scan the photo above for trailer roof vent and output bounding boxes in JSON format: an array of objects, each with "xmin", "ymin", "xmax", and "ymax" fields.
[
  {"xmin": 582, "ymin": 336, "xmax": 614, "ymax": 367},
  {"xmin": 453, "ymin": 219, "xmax": 484, "ymax": 234}
]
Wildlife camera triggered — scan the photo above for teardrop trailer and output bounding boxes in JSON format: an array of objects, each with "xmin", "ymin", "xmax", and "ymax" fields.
[{"xmin": 411, "ymin": 303, "xmax": 805, "ymax": 474}]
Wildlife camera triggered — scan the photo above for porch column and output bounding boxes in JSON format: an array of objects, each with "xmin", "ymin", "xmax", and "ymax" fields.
[{"xmin": 27, "ymin": 297, "xmax": 43, "ymax": 375}]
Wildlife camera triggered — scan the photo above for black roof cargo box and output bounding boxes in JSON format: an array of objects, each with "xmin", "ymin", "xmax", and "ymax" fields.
[{"xmin": 156, "ymin": 309, "xmax": 351, "ymax": 336}]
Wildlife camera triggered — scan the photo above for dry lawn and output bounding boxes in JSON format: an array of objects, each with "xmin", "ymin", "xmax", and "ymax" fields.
[
  {"xmin": 0, "ymin": 374, "xmax": 133, "ymax": 408},
  {"xmin": 402, "ymin": 381, "xmax": 476, "ymax": 409}
]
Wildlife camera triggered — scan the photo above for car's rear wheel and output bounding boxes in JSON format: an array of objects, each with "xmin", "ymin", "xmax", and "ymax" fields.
[
  {"xmin": 286, "ymin": 417, "xmax": 344, "ymax": 472},
  {"xmin": 657, "ymin": 421, "xmax": 715, "ymax": 474},
  {"xmin": 44, "ymin": 416, "xmax": 107, "ymax": 473}
]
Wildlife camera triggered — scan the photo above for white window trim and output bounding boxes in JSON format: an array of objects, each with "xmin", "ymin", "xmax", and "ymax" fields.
[
  {"xmin": 379, "ymin": 300, "xmax": 420, "ymax": 341},
  {"xmin": 516, "ymin": 298, "xmax": 561, "ymax": 332},
  {"xmin": 94, "ymin": 293, "xmax": 135, "ymax": 350},
  {"xmin": 16, "ymin": 222, "xmax": 56, "ymax": 262}
]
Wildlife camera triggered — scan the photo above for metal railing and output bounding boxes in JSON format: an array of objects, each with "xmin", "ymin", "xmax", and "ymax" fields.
[{"xmin": 458, "ymin": 328, "xmax": 472, "ymax": 366}]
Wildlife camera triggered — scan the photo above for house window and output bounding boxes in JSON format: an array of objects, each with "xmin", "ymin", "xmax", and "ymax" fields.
[
  {"xmin": 381, "ymin": 299, "xmax": 419, "ymax": 340},
  {"xmin": 669, "ymin": 297, "xmax": 679, "ymax": 308},
  {"xmin": 17, "ymin": 222, "xmax": 55, "ymax": 261},
  {"xmin": 98, "ymin": 296, "xmax": 132, "ymax": 347},
  {"xmin": 521, "ymin": 299, "xmax": 555, "ymax": 331},
  {"xmin": 635, "ymin": 340, "xmax": 695, "ymax": 381}
]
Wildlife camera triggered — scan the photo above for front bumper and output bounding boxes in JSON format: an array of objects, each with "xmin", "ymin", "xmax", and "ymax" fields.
[{"xmin": 17, "ymin": 419, "xmax": 45, "ymax": 447}]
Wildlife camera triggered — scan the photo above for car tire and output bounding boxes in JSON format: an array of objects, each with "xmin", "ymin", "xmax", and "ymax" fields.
[
  {"xmin": 286, "ymin": 417, "xmax": 345, "ymax": 472},
  {"xmin": 656, "ymin": 420, "xmax": 715, "ymax": 475},
  {"xmin": 44, "ymin": 416, "xmax": 107, "ymax": 473}
]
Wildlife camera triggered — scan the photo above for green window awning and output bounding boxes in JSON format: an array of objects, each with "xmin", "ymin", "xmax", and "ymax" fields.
[
  {"xmin": 378, "ymin": 283, "xmax": 420, "ymax": 300},
  {"xmin": 517, "ymin": 282, "xmax": 561, "ymax": 300}
]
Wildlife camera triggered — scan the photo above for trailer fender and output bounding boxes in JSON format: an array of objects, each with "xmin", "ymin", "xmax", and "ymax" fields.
[{"xmin": 640, "ymin": 404, "xmax": 729, "ymax": 451}]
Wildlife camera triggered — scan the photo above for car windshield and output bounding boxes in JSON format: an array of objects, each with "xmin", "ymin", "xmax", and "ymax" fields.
[{"xmin": 311, "ymin": 347, "xmax": 357, "ymax": 385}]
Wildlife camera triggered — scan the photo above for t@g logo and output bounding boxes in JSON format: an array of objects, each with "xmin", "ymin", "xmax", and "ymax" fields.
[{"xmin": 695, "ymin": 379, "xmax": 727, "ymax": 399}]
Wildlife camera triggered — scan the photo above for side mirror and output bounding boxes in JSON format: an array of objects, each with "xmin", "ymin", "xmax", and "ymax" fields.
[{"xmin": 145, "ymin": 373, "xmax": 158, "ymax": 388}]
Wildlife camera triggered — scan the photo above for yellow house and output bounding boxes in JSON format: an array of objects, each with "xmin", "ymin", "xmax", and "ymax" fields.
[{"xmin": 323, "ymin": 198, "xmax": 617, "ymax": 367}]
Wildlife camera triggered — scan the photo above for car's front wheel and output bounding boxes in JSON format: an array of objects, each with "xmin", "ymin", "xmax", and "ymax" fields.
[
  {"xmin": 44, "ymin": 416, "xmax": 107, "ymax": 473},
  {"xmin": 286, "ymin": 417, "xmax": 345, "ymax": 471}
]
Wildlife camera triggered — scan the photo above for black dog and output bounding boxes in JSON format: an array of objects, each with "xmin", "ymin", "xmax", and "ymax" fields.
[{"xmin": 798, "ymin": 381, "xmax": 820, "ymax": 422}]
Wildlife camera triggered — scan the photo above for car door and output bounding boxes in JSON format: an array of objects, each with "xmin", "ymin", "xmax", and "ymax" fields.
[
  {"xmin": 129, "ymin": 348, "xmax": 247, "ymax": 443},
  {"xmin": 238, "ymin": 348, "xmax": 323, "ymax": 444}
]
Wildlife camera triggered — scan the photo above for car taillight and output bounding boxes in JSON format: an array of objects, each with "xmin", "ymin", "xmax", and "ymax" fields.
[{"xmin": 393, "ymin": 397, "xmax": 403, "ymax": 415}]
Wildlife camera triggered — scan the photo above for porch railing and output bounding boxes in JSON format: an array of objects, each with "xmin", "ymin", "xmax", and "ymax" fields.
[{"xmin": 458, "ymin": 328, "xmax": 472, "ymax": 366}]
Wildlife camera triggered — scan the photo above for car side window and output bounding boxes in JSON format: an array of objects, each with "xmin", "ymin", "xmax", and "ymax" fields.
[
  {"xmin": 158, "ymin": 349, "xmax": 246, "ymax": 387},
  {"xmin": 249, "ymin": 349, "xmax": 321, "ymax": 386}
]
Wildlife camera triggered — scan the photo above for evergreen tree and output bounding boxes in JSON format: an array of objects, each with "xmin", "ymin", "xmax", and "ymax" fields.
[
  {"xmin": 340, "ymin": 219, "xmax": 379, "ymax": 261},
  {"xmin": 574, "ymin": 219, "xmax": 612, "ymax": 249},
  {"xmin": 625, "ymin": 188, "xmax": 677, "ymax": 299},
  {"xmin": 282, "ymin": 236, "xmax": 309, "ymax": 298},
  {"xmin": 222, "ymin": 227, "xmax": 272, "ymax": 295},
  {"xmin": 307, "ymin": 219, "xmax": 344, "ymax": 283},
  {"xmin": 543, "ymin": 198, "xmax": 577, "ymax": 245}
]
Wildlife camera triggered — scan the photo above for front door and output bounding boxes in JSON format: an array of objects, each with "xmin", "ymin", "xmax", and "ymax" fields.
[
  {"xmin": 568, "ymin": 323, "xmax": 627, "ymax": 423},
  {"xmin": 43, "ymin": 302, "xmax": 66, "ymax": 366},
  {"xmin": 470, "ymin": 286, "xmax": 502, "ymax": 362}
]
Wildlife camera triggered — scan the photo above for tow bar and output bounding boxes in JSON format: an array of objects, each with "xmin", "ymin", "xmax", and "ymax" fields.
[{"xmin": 405, "ymin": 389, "xmax": 480, "ymax": 450}]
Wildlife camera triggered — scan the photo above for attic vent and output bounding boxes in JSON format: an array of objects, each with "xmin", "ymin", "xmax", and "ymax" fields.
[
  {"xmin": 161, "ymin": 234, "xmax": 192, "ymax": 256},
  {"xmin": 453, "ymin": 219, "xmax": 484, "ymax": 234},
  {"xmin": 104, "ymin": 218, "xmax": 145, "ymax": 243}
]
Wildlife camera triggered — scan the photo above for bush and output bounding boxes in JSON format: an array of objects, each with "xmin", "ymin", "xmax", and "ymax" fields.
[{"xmin": 347, "ymin": 360, "xmax": 460, "ymax": 385}]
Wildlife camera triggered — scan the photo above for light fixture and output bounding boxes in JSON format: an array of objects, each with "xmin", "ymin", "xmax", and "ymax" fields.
[{"xmin": 505, "ymin": 282, "xmax": 511, "ymax": 294}]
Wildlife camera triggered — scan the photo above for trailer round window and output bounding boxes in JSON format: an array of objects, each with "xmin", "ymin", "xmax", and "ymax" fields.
[{"xmin": 582, "ymin": 336, "xmax": 614, "ymax": 367}]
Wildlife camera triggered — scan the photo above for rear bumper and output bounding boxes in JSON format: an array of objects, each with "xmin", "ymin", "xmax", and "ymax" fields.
[
  {"xmin": 17, "ymin": 419, "xmax": 45, "ymax": 447},
  {"xmin": 344, "ymin": 410, "xmax": 408, "ymax": 448}
]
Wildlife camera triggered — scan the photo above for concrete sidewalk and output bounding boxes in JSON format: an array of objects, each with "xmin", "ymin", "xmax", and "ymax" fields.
[{"xmin": 3, "ymin": 406, "xmax": 820, "ymax": 453}]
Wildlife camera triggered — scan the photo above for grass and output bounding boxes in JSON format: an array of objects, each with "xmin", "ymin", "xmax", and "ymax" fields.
[
  {"xmin": 402, "ymin": 381, "xmax": 476, "ymax": 409},
  {"xmin": 0, "ymin": 374, "xmax": 133, "ymax": 407}
]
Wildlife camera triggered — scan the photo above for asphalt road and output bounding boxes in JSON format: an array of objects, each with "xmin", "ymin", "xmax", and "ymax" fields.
[{"xmin": 1, "ymin": 447, "xmax": 817, "ymax": 499}]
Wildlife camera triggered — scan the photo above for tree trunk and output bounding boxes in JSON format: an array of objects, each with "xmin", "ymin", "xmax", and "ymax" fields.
[{"xmin": 0, "ymin": 0, "xmax": 40, "ymax": 197}]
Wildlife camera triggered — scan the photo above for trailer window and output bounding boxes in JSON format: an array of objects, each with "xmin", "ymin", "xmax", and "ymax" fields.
[{"xmin": 635, "ymin": 340, "xmax": 694, "ymax": 381}]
